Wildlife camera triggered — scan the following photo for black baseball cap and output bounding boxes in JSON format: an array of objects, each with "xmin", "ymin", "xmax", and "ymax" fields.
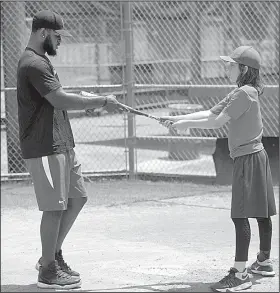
[
  {"xmin": 32, "ymin": 10, "xmax": 72, "ymax": 37},
  {"xmin": 220, "ymin": 46, "xmax": 261, "ymax": 70}
]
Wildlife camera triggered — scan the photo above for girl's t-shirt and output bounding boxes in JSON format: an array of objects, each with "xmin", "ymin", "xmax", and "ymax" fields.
[{"xmin": 210, "ymin": 85, "xmax": 264, "ymax": 159}]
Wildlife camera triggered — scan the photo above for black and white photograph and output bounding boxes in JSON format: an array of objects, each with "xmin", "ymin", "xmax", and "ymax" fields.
[{"xmin": 1, "ymin": 0, "xmax": 279, "ymax": 292}]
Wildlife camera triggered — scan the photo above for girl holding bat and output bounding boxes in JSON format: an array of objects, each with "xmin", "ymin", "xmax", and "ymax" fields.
[{"xmin": 160, "ymin": 46, "xmax": 277, "ymax": 292}]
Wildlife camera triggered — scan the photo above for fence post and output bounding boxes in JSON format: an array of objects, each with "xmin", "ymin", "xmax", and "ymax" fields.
[
  {"xmin": 231, "ymin": 2, "xmax": 241, "ymax": 48},
  {"xmin": 190, "ymin": 2, "xmax": 202, "ymax": 82},
  {"xmin": 123, "ymin": 1, "xmax": 136, "ymax": 179},
  {"xmin": 1, "ymin": 2, "xmax": 27, "ymax": 173},
  {"xmin": 276, "ymin": 2, "xmax": 279, "ymax": 75}
]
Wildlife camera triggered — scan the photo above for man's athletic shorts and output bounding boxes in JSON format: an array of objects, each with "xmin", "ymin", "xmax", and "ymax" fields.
[{"xmin": 25, "ymin": 149, "xmax": 87, "ymax": 211}]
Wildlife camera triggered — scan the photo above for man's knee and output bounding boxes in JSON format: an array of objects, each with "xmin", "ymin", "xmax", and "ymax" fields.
[
  {"xmin": 43, "ymin": 209, "xmax": 64, "ymax": 217},
  {"xmin": 68, "ymin": 196, "xmax": 87, "ymax": 208},
  {"xmin": 41, "ymin": 210, "xmax": 64, "ymax": 224}
]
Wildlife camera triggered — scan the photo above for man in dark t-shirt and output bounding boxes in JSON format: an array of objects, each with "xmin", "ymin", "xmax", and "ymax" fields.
[
  {"xmin": 17, "ymin": 47, "xmax": 75, "ymax": 158},
  {"xmin": 17, "ymin": 10, "xmax": 123, "ymax": 290}
]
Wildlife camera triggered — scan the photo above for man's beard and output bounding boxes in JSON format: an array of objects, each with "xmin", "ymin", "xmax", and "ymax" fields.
[{"xmin": 43, "ymin": 35, "xmax": 57, "ymax": 56}]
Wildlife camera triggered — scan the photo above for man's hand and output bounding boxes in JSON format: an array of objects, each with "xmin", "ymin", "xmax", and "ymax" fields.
[
  {"xmin": 104, "ymin": 94, "xmax": 126, "ymax": 113},
  {"xmin": 80, "ymin": 91, "xmax": 124, "ymax": 113}
]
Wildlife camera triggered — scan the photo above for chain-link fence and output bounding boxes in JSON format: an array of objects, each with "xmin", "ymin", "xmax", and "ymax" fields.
[
  {"xmin": 1, "ymin": 1, "xmax": 126, "ymax": 178},
  {"xmin": 1, "ymin": 1, "xmax": 279, "ymax": 183},
  {"xmin": 132, "ymin": 1, "xmax": 278, "ymax": 85}
]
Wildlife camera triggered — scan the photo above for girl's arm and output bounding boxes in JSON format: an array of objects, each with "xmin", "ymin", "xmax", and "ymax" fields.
[
  {"xmin": 172, "ymin": 111, "xmax": 231, "ymax": 130},
  {"xmin": 160, "ymin": 110, "xmax": 213, "ymax": 122}
]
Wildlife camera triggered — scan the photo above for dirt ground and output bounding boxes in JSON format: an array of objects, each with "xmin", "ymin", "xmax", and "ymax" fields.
[{"xmin": 1, "ymin": 179, "xmax": 279, "ymax": 292}]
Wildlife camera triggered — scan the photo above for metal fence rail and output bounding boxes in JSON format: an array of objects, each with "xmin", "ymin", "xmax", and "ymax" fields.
[
  {"xmin": 1, "ymin": 1, "xmax": 279, "ymax": 182},
  {"xmin": 1, "ymin": 84, "xmax": 278, "ymax": 181}
]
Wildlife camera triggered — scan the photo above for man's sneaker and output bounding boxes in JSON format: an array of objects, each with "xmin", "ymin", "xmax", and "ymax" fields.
[
  {"xmin": 35, "ymin": 250, "xmax": 80, "ymax": 278},
  {"xmin": 210, "ymin": 267, "xmax": 252, "ymax": 292},
  {"xmin": 37, "ymin": 260, "xmax": 81, "ymax": 289},
  {"xmin": 55, "ymin": 249, "xmax": 80, "ymax": 278},
  {"xmin": 250, "ymin": 258, "xmax": 275, "ymax": 277}
]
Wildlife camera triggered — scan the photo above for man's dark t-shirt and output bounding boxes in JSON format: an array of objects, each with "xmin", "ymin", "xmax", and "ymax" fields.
[{"xmin": 17, "ymin": 48, "xmax": 75, "ymax": 159}]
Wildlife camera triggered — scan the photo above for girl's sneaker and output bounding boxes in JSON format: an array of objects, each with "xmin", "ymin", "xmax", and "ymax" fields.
[
  {"xmin": 210, "ymin": 267, "xmax": 252, "ymax": 292},
  {"xmin": 250, "ymin": 258, "xmax": 275, "ymax": 277}
]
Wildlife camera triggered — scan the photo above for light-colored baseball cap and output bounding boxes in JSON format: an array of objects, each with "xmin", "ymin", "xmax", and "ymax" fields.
[{"xmin": 220, "ymin": 46, "xmax": 261, "ymax": 69}]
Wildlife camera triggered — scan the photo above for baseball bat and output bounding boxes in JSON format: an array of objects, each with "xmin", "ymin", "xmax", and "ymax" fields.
[
  {"xmin": 81, "ymin": 91, "xmax": 163, "ymax": 122},
  {"xmin": 118, "ymin": 103, "xmax": 161, "ymax": 121}
]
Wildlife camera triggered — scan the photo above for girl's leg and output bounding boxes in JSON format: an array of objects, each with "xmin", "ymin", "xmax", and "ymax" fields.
[
  {"xmin": 232, "ymin": 218, "xmax": 251, "ymax": 272},
  {"xmin": 256, "ymin": 217, "xmax": 272, "ymax": 261},
  {"xmin": 210, "ymin": 218, "xmax": 252, "ymax": 292},
  {"xmin": 249, "ymin": 217, "xmax": 275, "ymax": 276}
]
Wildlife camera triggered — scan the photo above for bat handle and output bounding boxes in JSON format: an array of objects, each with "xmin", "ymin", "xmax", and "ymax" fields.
[
  {"xmin": 150, "ymin": 116, "xmax": 161, "ymax": 122},
  {"xmin": 158, "ymin": 118, "xmax": 174, "ymax": 126}
]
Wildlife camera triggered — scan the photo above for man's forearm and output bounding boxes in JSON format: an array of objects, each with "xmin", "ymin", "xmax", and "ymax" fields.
[{"xmin": 59, "ymin": 92, "xmax": 107, "ymax": 110}]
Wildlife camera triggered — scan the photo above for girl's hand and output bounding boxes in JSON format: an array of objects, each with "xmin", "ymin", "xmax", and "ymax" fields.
[{"xmin": 160, "ymin": 119, "xmax": 174, "ymax": 129}]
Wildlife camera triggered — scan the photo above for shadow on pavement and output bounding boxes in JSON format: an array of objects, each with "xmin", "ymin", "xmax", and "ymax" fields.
[
  {"xmin": 1, "ymin": 284, "xmax": 81, "ymax": 292},
  {"xmin": 89, "ymin": 274, "xmax": 275, "ymax": 292},
  {"xmin": 0, "ymin": 273, "xmax": 274, "ymax": 292},
  {"xmin": 88, "ymin": 281, "xmax": 214, "ymax": 292},
  {"xmin": 1, "ymin": 284, "xmax": 53, "ymax": 292},
  {"xmin": 1, "ymin": 282, "xmax": 212, "ymax": 292}
]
